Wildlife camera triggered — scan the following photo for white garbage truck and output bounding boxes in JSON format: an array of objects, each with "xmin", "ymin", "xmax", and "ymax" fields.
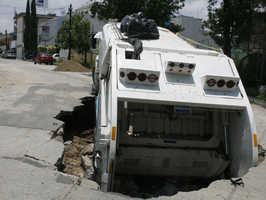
[{"xmin": 92, "ymin": 21, "xmax": 258, "ymax": 192}]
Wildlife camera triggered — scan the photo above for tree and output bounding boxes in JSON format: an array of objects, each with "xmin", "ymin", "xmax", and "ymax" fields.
[
  {"xmin": 203, "ymin": 0, "xmax": 252, "ymax": 57},
  {"xmin": 56, "ymin": 13, "xmax": 91, "ymax": 64},
  {"xmin": 56, "ymin": 20, "xmax": 71, "ymax": 50},
  {"xmin": 31, "ymin": 0, "xmax": 38, "ymax": 57},
  {"xmin": 73, "ymin": 14, "xmax": 91, "ymax": 64},
  {"xmin": 90, "ymin": 0, "xmax": 184, "ymax": 31},
  {"xmin": 204, "ymin": 0, "xmax": 266, "ymax": 57},
  {"xmin": 23, "ymin": 0, "xmax": 31, "ymax": 57}
]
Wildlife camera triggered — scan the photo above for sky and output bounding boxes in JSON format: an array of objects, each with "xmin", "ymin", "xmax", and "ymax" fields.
[{"xmin": 0, "ymin": 0, "xmax": 211, "ymax": 34}]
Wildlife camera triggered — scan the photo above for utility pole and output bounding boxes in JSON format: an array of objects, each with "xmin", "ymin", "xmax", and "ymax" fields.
[
  {"xmin": 68, "ymin": 4, "xmax": 72, "ymax": 60},
  {"xmin": 5, "ymin": 29, "xmax": 8, "ymax": 50}
]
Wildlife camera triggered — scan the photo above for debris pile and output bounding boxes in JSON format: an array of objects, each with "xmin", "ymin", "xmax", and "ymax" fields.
[
  {"xmin": 259, "ymin": 144, "xmax": 266, "ymax": 164},
  {"xmin": 54, "ymin": 97, "xmax": 96, "ymax": 179},
  {"xmin": 62, "ymin": 131, "xmax": 94, "ymax": 178},
  {"xmin": 54, "ymin": 60, "xmax": 91, "ymax": 72}
]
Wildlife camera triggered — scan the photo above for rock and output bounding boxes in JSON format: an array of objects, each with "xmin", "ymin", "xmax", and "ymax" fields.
[
  {"xmin": 81, "ymin": 179, "xmax": 99, "ymax": 190},
  {"xmin": 64, "ymin": 140, "xmax": 72, "ymax": 145},
  {"xmin": 81, "ymin": 144, "xmax": 94, "ymax": 155},
  {"xmin": 81, "ymin": 155, "xmax": 94, "ymax": 178}
]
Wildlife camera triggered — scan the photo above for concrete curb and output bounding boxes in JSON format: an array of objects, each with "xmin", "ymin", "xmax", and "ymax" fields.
[{"xmin": 249, "ymin": 96, "xmax": 266, "ymax": 108}]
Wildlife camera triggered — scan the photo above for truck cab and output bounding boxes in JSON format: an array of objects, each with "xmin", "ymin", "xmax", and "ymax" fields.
[{"xmin": 93, "ymin": 23, "xmax": 258, "ymax": 192}]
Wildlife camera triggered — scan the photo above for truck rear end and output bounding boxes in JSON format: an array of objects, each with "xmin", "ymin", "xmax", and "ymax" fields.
[{"xmin": 93, "ymin": 23, "xmax": 258, "ymax": 192}]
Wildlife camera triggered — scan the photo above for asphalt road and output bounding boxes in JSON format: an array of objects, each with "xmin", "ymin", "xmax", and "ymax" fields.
[{"xmin": 0, "ymin": 58, "xmax": 266, "ymax": 200}]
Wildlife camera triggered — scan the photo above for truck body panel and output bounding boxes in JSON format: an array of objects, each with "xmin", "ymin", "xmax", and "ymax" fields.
[{"xmin": 93, "ymin": 23, "xmax": 258, "ymax": 192}]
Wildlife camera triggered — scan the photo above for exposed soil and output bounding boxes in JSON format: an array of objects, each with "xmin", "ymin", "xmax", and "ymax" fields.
[
  {"xmin": 258, "ymin": 145, "xmax": 266, "ymax": 164},
  {"xmin": 54, "ymin": 60, "xmax": 91, "ymax": 72},
  {"xmin": 54, "ymin": 97, "xmax": 96, "ymax": 178}
]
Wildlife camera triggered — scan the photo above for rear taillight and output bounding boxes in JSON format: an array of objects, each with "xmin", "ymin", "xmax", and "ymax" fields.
[
  {"xmin": 188, "ymin": 64, "xmax": 195, "ymax": 69},
  {"xmin": 120, "ymin": 70, "xmax": 160, "ymax": 85},
  {"xmin": 217, "ymin": 80, "xmax": 226, "ymax": 87},
  {"xmin": 127, "ymin": 72, "xmax": 137, "ymax": 80},
  {"xmin": 167, "ymin": 61, "xmax": 196, "ymax": 75},
  {"xmin": 120, "ymin": 72, "xmax": 125, "ymax": 78},
  {"xmin": 138, "ymin": 73, "xmax": 147, "ymax": 82},
  {"xmin": 169, "ymin": 62, "xmax": 175, "ymax": 67},
  {"xmin": 179, "ymin": 63, "xmax": 185, "ymax": 68},
  {"xmin": 207, "ymin": 79, "xmax": 216, "ymax": 87},
  {"xmin": 148, "ymin": 74, "xmax": 158, "ymax": 83},
  {"xmin": 204, "ymin": 76, "xmax": 239, "ymax": 91},
  {"xmin": 226, "ymin": 80, "xmax": 236, "ymax": 88}
]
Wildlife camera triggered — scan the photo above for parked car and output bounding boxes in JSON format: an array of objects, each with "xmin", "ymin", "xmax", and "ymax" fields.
[
  {"xmin": 2, "ymin": 50, "xmax": 16, "ymax": 59},
  {"xmin": 6, "ymin": 51, "xmax": 16, "ymax": 59},
  {"xmin": 35, "ymin": 53, "xmax": 54, "ymax": 65},
  {"xmin": 52, "ymin": 53, "xmax": 60, "ymax": 62}
]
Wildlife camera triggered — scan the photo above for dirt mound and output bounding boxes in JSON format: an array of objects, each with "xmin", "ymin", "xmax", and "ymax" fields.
[{"xmin": 54, "ymin": 60, "xmax": 91, "ymax": 72}]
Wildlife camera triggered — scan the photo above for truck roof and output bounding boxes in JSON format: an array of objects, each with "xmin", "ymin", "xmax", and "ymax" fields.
[{"xmin": 103, "ymin": 23, "xmax": 220, "ymax": 56}]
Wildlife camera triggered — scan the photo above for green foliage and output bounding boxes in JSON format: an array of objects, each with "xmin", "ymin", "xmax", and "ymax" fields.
[
  {"xmin": 238, "ymin": 53, "xmax": 266, "ymax": 89},
  {"xmin": 37, "ymin": 45, "xmax": 47, "ymax": 53},
  {"xmin": 204, "ymin": 0, "xmax": 266, "ymax": 57},
  {"xmin": 47, "ymin": 45, "xmax": 57, "ymax": 54},
  {"xmin": 31, "ymin": 0, "xmax": 38, "ymax": 57},
  {"xmin": 203, "ymin": 0, "xmax": 251, "ymax": 57},
  {"xmin": 56, "ymin": 20, "xmax": 70, "ymax": 49},
  {"xmin": 90, "ymin": 0, "xmax": 184, "ymax": 29},
  {"xmin": 256, "ymin": 94, "xmax": 266, "ymax": 101},
  {"xmin": 37, "ymin": 45, "xmax": 57, "ymax": 54},
  {"xmin": 23, "ymin": 0, "xmax": 31, "ymax": 57},
  {"xmin": 56, "ymin": 13, "xmax": 91, "ymax": 63},
  {"xmin": 71, "ymin": 14, "xmax": 91, "ymax": 55}
]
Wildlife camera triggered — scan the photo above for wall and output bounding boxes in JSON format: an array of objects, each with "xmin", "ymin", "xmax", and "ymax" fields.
[
  {"xmin": 16, "ymin": 17, "xmax": 24, "ymax": 59},
  {"xmin": 38, "ymin": 16, "xmax": 65, "ymax": 46}
]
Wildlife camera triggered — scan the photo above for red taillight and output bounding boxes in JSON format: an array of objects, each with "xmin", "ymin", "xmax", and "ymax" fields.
[
  {"xmin": 207, "ymin": 79, "xmax": 216, "ymax": 87},
  {"xmin": 127, "ymin": 72, "xmax": 137, "ymax": 81},
  {"xmin": 179, "ymin": 63, "xmax": 185, "ymax": 68},
  {"xmin": 226, "ymin": 80, "xmax": 236, "ymax": 88},
  {"xmin": 169, "ymin": 62, "xmax": 175, "ymax": 67},
  {"xmin": 148, "ymin": 74, "xmax": 158, "ymax": 83},
  {"xmin": 217, "ymin": 80, "xmax": 226, "ymax": 87},
  {"xmin": 120, "ymin": 72, "xmax": 125, "ymax": 78},
  {"xmin": 138, "ymin": 73, "xmax": 147, "ymax": 82},
  {"xmin": 188, "ymin": 64, "xmax": 194, "ymax": 69}
]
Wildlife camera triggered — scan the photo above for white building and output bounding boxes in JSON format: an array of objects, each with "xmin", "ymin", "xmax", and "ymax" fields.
[
  {"xmin": 15, "ymin": 13, "xmax": 59, "ymax": 59},
  {"xmin": 38, "ymin": 16, "xmax": 65, "ymax": 46}
]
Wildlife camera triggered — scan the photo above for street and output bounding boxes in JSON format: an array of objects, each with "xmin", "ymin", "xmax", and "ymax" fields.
[{"xmin": 0, "ymin": 58, "xmax": 266, "ymax": 200}]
